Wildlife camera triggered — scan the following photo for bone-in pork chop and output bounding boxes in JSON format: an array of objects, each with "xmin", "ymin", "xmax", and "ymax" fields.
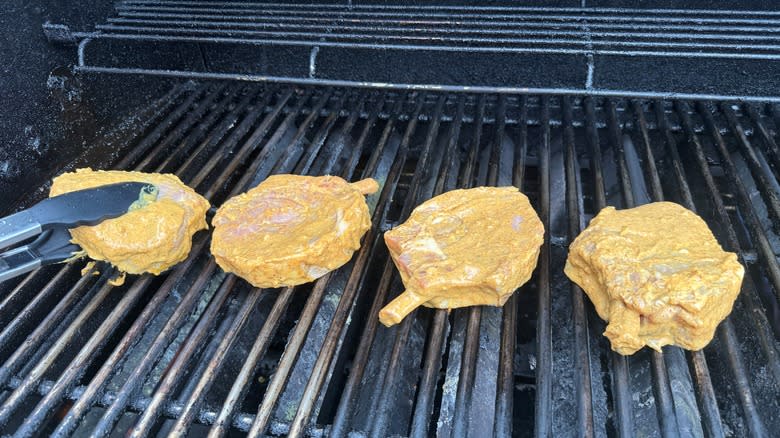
[
  {"xmin": 565, "ymin": 202, "xmax": 744, "ymax": 355},
  {"xmin": 379, "ymin": 186, "xmax": 544, "ymax": 326}
]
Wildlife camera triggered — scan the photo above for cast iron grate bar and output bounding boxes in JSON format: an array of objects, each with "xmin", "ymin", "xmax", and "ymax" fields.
[
  {"xmin": 0, "ymin": 83, "xmax": 778, "ymax": 438},
  {"xmin": 583, "ymin": 97, "xmax": 634, "ymax": 438},
  {"xmin": 533, "ymin": 95, "xmax": 554, "ymax": 438},
  {"xmin": 563, "ymin": 96, "xmax": 596, "ymax": 437}
]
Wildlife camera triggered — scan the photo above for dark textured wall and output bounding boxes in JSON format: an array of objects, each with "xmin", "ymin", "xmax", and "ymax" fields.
[{"xmin": 0, "ymin": 1, "xmax": 178, "ymax": 213}]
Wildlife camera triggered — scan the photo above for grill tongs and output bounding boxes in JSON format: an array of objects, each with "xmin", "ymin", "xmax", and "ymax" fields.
[{"xmin": 0, "ymin": 182, "xmax": 154, "ymax": 282}]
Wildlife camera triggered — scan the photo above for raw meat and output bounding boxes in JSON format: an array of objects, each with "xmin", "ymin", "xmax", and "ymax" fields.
[
  {"xmin": 210, "ymin": 174, "xmax": 379, "ymax": 288},
  {"xmin": 50, "ymin": 168, "xmax": 210, "ymax": 276},
  {"xmin": 379, "ymin": 186, "xmax": 544, "ymax": 327},
  {"xmin": 565, "ymin": 202, "xmax": 744, "ymax": 355}
]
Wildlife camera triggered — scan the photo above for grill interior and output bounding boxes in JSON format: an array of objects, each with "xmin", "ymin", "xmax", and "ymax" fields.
[
  {"xmin": 0, "ymin": 82, "xmax": 778, "ymax": 437},
  {"xmin": 49, "ymin": 1, "xmax": 780, "ymax": 99}
]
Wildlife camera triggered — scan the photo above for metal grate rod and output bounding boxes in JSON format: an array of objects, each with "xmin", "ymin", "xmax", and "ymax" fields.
[
  {"xmin": 629, "ymin": 101, "xmax": 663, "ymax": 201},
  {"xmin": 494, "ymin": 94, "xmax": 527, "ymax": 437},
  {"xmin": 534, "ymin": 95, "xmax": 554, "ymax": 438},
  {"xmin": 675, "ymin": 101, "xmax": 770, "ymax": 437},
  {"xmin": 745, "ymin": 105, "xmax": 780, "ymax": 182},
  {"xmin": 608, "ymin": 99, "xmax": 689, "ymax": 438},
  {"xmin": 648, "ymin": 100, "xmax": 726, "ymax": 438},
  {"xmin": 583, "ymin": 97, "xmax": 634, "ymax": 437},
  {"xmin": 562, "ymin": 96, "xmax": 597, "ymax": 437},
  {"xmin": 449, "ymin": 93, "xmax": 488, "ymax": 438}
]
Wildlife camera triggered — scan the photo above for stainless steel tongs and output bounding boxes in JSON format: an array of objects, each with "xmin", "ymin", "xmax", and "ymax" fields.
[{"xmin": 0, "ymin": 182, "xmax": 154, "ymax": 282}]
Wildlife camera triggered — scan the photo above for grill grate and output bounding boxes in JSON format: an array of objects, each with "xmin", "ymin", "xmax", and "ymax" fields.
[
  {"xmin": 0, "ymin": 82, "xmax": 779, "ymax": 437},
  {"xmin": 97, "ymin": 2, "xmax": 780, "ymax": 58},
  {"xmin": 47, "ymin": 1, "xmax": 780, "ymax": 100}
]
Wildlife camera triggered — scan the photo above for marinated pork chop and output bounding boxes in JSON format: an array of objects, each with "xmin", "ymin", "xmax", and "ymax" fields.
[
  {"xmin": 50, "ymin": 168, "xmax": 210, "ymax": 276},
  {"xmin": 565, "ymin": 202, "xmax": 744, "ymax": 355},
  {"xmin": 210, "ymin": 174, "xmax": 379, "ymax": 288},
  {"xmin": 379, "ymin": 187, "xmax": 544, "ymax": 327}
]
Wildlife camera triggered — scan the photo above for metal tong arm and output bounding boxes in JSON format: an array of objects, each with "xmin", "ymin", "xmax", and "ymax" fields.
[
  {"xmin": 0, "ymin": 228, "xmax": 80, "ymax": 282},
  {"xmin": 0, "ymin": 181, "xmax": 153, "ymax": 251},
  {"xmin": 0, "ymin": 209, "xmax": 45, "ymax": 251}
]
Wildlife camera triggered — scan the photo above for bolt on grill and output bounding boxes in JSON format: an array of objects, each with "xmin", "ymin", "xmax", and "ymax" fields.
[{"xmin": 0, "ymin": 82, "xmax": 778, "ymax": 437}]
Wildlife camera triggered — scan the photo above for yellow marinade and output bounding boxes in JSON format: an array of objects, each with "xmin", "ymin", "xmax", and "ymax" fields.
[
  {"xmin": 565, "ymin": 202, "xmax": 744, "ymax": 355},
  {"xmin": 210, "ymin": 174, "xmax": 378, "ymax": 288},
  {"xmin": 379, "ymin": 186, "xmax": 544, "ymax": 326},
  {"xmin": 50, "ymin": 168, "xmax": 210, "ymax": 276}
]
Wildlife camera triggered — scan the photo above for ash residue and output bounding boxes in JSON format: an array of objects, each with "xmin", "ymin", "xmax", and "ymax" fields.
[
  {"xmin": 436, "ymin": 310, "xmax": 466, "ymax": 437},
  {"xmin": 626, "ymin": 350, "xmax": 665, "ymax": 437},
  {"xmin": 273, "ymin": 266, "xmax": 356, "ymax": 428},
  {"xmin": 0, "ymin": 0, "xmax": 179, "ymax": 211},
  {"xmin": 47, "ymin": 67, "xmax": 82, "ymax": 109},
  {"xmin": 468, "ymin": 305, "xmax": 500, "ymax": 436}
]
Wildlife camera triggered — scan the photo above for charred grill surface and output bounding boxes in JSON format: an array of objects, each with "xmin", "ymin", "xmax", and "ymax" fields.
[{"xmin": 0, "ymin": 82, "xmax": 778, "ymax": 437}]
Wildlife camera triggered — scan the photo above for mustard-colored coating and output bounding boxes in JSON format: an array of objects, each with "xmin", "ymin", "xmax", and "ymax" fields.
[
  {"xmin": 564, "ymin": 202, "xmax": 744, "ymax": 355},
  {"xmin": 49, "ymin": 168, "xmax": 210, "ymax": 275},
  {"xmin": 210, "ymin": 174, "xmax": 378, "ymax": 288},
  {"xmin": 379, "ymin": 187, "xmax": 544, "ymax": 327}
]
